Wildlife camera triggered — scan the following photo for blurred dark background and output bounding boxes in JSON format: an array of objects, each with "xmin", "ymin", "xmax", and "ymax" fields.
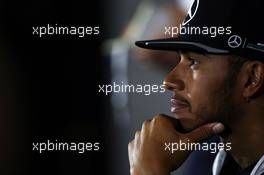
[{"xmin": 0, "ymin": 0, "xmax": 109, "ymax": 174}]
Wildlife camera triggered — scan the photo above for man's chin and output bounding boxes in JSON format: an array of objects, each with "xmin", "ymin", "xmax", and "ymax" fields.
[
  {"xmin": 179, "ymin": 119, "xmax": 205, "ymax": 132},
  {"xmin": 173, "ymin": 112, "xmax": 206, "ymax": 133}
]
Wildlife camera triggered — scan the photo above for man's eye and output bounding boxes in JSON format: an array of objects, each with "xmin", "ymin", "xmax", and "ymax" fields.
[{"xmin": 188, "ymin": 57, "xmax": 200, "ymax": 68}]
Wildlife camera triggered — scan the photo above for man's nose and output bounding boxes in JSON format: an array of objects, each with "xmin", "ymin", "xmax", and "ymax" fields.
[{"xmin": 163, "ymin": 68, "xmax": 185, "ymax": 91}]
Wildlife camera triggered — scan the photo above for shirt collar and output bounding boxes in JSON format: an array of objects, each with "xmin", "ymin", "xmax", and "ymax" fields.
[{"xmin": 212, "ymin": 151, "xmax": 264, "ymax": 175}]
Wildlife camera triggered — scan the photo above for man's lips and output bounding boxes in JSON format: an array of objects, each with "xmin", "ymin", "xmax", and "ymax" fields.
[{"xmin": 170, "ymin": 98, "xmax": 189, "ymax": 113}]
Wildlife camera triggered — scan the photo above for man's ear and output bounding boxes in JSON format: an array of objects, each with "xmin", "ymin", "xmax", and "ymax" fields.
[{"xmin": 242, "ymin": 61, "xmax": 264, "ymax": 100}]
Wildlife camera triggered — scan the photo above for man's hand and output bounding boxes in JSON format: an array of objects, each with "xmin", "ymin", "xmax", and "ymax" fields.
[{"xmin": 128, "ymin": 114, "xmax": 225, "ymax": 175}]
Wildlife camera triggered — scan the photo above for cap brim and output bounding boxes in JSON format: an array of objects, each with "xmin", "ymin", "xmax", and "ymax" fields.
[{"xmin": 135, "ymin": 38, "xmax": 229, "ymax": 54}]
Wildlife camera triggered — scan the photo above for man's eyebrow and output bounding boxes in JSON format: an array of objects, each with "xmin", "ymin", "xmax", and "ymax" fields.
[{"xmin": 184, "ymin": 51, "xmax": 211, "ymax": 59}]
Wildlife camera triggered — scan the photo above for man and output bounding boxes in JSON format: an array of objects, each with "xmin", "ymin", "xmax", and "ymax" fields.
[{"xmin": 128, "ymin": 0, "xmax": 264, "ymax": 174}]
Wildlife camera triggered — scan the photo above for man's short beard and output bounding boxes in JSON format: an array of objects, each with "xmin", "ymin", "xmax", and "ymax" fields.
[{"xmin": 192, "ymin": 58, "xmax": 243, "ymax": 125}]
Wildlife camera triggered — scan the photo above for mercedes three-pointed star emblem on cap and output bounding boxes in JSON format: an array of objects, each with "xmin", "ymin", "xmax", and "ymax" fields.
[{"xmin": 228, "ymin": 35, "xmax": 242, "ymax": 48}]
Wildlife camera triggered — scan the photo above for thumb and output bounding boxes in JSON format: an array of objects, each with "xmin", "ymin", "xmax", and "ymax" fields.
[{"xmin": 187, "ymin": 123, "xmax": 225, "ymax": 142}]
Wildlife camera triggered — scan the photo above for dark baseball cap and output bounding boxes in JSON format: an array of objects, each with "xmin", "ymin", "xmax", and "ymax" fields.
[{"xmin": 135, "ymin": 0, "xmax": 264, "ymax": 60}]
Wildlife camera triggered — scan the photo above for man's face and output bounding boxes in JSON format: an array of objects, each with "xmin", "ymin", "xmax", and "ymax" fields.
[{"xmin": 164, "ymin": 52, "xmax": 239, "ymax": 131}]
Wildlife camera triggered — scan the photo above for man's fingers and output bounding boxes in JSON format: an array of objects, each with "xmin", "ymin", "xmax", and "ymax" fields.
[
  {"xmin": 187, "ymin": 123, "xmax": 225, "ymax": 142},
  {"xmin": 128, "ymin": 141, "xmax": 134, "ymax": 166}
]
